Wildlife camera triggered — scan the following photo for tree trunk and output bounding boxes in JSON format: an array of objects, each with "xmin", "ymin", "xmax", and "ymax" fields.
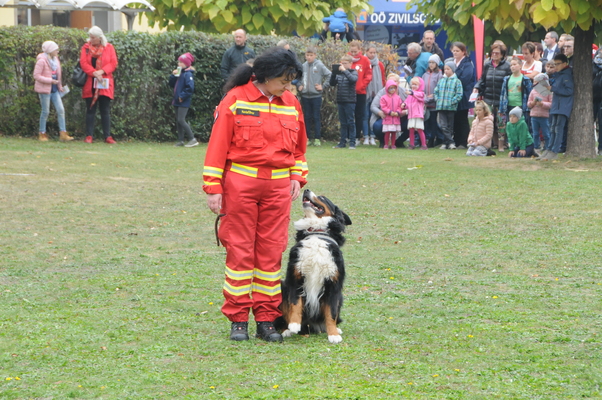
[{"xmin": 566, "ymin": 25, "xmax": 597, "ymax": 158}]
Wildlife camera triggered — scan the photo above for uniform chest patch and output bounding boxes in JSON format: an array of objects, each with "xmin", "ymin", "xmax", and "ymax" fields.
[{"xmin": 236, "ymin": 108, "xmax": 260, "ymax": 117}]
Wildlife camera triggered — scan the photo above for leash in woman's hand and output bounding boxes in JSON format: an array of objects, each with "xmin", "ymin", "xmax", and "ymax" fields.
[{"xmin": 215, "ymin": 213, "xmax": 226, "ymax": 246}]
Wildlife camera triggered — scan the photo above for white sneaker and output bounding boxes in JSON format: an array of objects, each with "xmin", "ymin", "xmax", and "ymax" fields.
[
  {"xmin": 369, "ymin": 137, "xmax": 377, "ymax": 145},
  {"xmin": 448, "ymin": 143, "xmax": 457, "ymax": 150},
  {"xmin": 185, "ymin": 138, "xmax": 199, "ymax": 148},
  {"xmin": 440, "ymin": 144, "xmax": 447, "ymax": 149},
  {"xmin": 363, "ymin": 137, "xmax": 369, "ymax": 145}
]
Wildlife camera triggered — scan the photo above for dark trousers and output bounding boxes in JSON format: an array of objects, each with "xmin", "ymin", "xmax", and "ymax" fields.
[
  {"xmin": 85, "ymin": 96, "xmax": 111, "ymax": 139},
  {"xmin": 424, "ymin": 109, "xmax": 441, "ymax": 142},
  {"xmin": 437, "ymin": 110, "xmax": 455, "ymax": 145},
  {"xmin": 510, "ymin": 144, "xmax": 535, "ymax": 157},
  {"xmin": 453, "ymin": 108, "xmax": 470, "ymax": 147},
  {"xmin": 550, "ymin": 114, "xmax": 568, "ymax": 153},
  {"xmin": 301, "ymin": 97, "xmax": 323, "ymax": 139},
  {"xmin": 175, "ymin": 106, "xmax": 194, "ymax": 142},
  {"xmin": 594, "ymin": 100, "xmax": 602, "ymax": 150},
  {"xmin": 355, "ymin": 94, "xmax": 366, "ymax": 139},
  {"xmin": 337, "ymin": 102, "xmax": 356, "ymax": 147}
]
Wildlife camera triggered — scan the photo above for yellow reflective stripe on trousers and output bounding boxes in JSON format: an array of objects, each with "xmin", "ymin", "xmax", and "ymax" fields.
[
  {"xmin": 226, "ymin": 266, "xmax": 254, "ymax": 281},
  {"xmin": 224, "ymin": 281, "xmax": 252, "ymax": 296},
  {"xmin": 230, "ymin": 162, "xmax": 258, "ymax": 178},
  {"xmin": 271, "ymin": 168, "xmax": 290, "ymax": 179},
  {"xmin": 252, "ymin": 282, "xmax": 282, "ymax": 296},
  {"xmin": 253, "ymin": 269, "xmax": 282, "ymax": 282}
]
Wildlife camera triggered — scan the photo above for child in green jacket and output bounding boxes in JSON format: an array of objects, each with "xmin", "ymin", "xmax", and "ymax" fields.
[{"xmin": 506, "ymin": 107, "xmax": 535, "ymax": 158}]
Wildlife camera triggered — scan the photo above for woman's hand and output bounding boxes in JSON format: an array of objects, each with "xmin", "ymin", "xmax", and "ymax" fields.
[
  {"xmin": 207, "ymin": 194, "xmax": 222, "ymax": 214},
  {"xmin": 93, "ymin": 70, "xmax": 104, "ymax": 80},
  {"xmin": 378, "ymin": 111, "xmax": 386, "ymax": 119},
  {"xmin": 290, "ymin": 180, "xmax": 301, "ymax": 201}
]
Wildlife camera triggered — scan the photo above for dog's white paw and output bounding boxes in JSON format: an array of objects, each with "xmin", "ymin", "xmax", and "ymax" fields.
[
  {"xmin": 337, "ymin": 328, "xmax": 343, "ymax": 335},
  {"xmin": 328, "ymin": 335, "xmax": 343, "ymax": 344},
  {"xmin": 288, "ymin": 323, "xmax": 301, "ymax": 334},
  {"xmin": 282, "ymin": 329, "xmax": 293, "ymax": 338}
]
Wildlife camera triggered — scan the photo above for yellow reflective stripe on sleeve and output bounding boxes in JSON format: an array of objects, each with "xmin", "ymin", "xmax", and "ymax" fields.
[
  {"xmin": 230, "ymin": 162, "xmax": 258, "ymax": 178},
  {"xmin": 203, "ymin": 181, "xmax": 221, "ymax": 186},
  {"xmin": 203, "ymin": 166, "xmax": 224, "ymax": 178},
  {"xmin": 225, "ymin": 266, "xmax": 254, "ymax": 281},
  {"xmin": 253, "ymin": 269, "xmax": 282, "ymax": 282},
  {"xmin": 252, "ymin": 282, "xmax": 282, "ymax": 296},
  {"xmin": 224, "ymin": 281, "xmax": 252, "ymax": 296},
  {"xmin": 271, "ymin": 168, "xmax": 290, "ymax": 179}
]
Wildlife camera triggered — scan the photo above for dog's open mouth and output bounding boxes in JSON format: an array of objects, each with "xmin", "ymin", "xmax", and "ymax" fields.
[{"xmin": 303, "ymin": 195, "xmax": 324, "ymax": 214}]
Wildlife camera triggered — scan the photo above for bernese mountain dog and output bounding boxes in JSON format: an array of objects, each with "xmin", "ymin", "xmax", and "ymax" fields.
[{"xmin": 278, "ymin": 189, "xmax": 352, "ymax": 344}]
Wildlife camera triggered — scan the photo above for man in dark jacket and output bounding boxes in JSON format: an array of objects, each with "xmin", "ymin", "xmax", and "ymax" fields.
[
  {"xmin": 220, "ymin": 29, "xmax": 256, "ymax": 80},
  {"xmin": 540, "ymin": 54, "xmax": 573, "ymax": 160}
]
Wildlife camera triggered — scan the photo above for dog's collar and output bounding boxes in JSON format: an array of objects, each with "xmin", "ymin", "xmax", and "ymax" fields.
[
  {"xmin": 306, "ymin": 227, "xmax": 327, "ymax": 233},
  {"xmin": 304, "ymin": 232, "xmax": 338, "ymax": 246}
]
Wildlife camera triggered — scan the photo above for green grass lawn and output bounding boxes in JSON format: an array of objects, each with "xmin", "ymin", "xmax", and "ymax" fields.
[{"xmin": 1, "ymin": 137, "xmax": 601, "ymax": 399}]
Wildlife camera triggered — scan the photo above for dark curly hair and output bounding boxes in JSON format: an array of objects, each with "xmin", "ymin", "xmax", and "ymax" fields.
[{"xmin": 223, "ymin": 47, "xmax": 303, "ymax": 93}]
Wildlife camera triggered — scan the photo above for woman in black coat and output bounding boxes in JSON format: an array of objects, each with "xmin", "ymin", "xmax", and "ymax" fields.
[
  {"xmin": 450, "ymin": 42, "xmax": 476, "ymax": 148},
  {"xmin": 473, "ymin": 41, "xmax": 512, "ymax": 150}
]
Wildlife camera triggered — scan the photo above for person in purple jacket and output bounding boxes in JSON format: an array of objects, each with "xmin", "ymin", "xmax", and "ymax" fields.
[{"xmin": 169, "ymin": 53, "xmax": 197, "ymax": 147}]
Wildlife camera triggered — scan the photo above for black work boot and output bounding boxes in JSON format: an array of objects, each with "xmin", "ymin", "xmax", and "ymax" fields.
[
  {"xmin": 256, "ymin": 321, "xmax": 283, "ymax": 342},
  {"xmin": 230, "ymin": 322, "xmax": 249, "ymax": 341}
]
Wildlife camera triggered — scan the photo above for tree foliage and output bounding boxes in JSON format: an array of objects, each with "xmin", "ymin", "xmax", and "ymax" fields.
[
  {"xmin": 410, "ymin": 0, "xmax": 602, "ymax": 48},
  {"xmin": 145, "ymin": 0, "xmax": 371, "ymax": 36},
  {"xmin": 410, "ymin": 0, "xmax": 602, "ymax": 157}
]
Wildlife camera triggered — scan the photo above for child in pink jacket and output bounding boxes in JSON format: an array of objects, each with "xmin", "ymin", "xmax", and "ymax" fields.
[
  {"xmin": 405, "ymin": 77, "xmax": 427, "ymax": 149},
  {"xmin": 380, "ymin": 79, "xmax": 404, "ymax": 149}
]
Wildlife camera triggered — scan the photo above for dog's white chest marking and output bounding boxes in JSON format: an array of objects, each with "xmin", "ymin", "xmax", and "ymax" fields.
[
  {"xmin": 295, "ymin": 235, "xmax": 338, "ymax": 317},
  {"xmin": 296, "ymin": 236, "xmax": 338, "ymax": 279}
]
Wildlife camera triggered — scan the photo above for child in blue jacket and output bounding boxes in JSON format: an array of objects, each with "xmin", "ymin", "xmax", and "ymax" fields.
[
  {"xmin": 169, "ymin": 52, "xmax": 197, "ymax": 147},
  {"xmin": 321, "ymin": 8, "xmax": 354, "ymax": 42}
]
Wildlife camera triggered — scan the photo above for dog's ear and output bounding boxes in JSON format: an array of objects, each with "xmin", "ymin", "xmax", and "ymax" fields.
[{"xmin": 335, "ymin": 207, "xmax": 352, "ymax": 226}]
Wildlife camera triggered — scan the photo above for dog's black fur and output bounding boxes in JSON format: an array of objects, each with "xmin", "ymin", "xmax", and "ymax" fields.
[{"xmin": 277, "ymin": 189, "xmax": 351, "ymax": 343}]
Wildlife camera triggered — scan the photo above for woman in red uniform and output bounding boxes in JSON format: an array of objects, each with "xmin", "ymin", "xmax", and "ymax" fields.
[{"xmin": 203, "ymin": 47, "xmax": 308, "ymax": 342}]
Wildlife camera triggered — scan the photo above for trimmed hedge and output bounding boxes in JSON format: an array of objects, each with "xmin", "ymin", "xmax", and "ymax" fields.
[{"xmin": 0, "ymin": 26, "xmax": 398, "ymax": 142}]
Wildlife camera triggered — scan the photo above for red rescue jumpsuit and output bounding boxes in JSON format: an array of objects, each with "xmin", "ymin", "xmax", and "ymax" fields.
[{"xmin": 203, "ymin": 79, "xmax": 308, "ymax": 323}]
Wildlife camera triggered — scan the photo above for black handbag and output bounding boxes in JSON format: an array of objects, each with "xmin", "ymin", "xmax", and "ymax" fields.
[{"xmin": 71, "ymin": 62, "xmax": 87, "ymax": 87}]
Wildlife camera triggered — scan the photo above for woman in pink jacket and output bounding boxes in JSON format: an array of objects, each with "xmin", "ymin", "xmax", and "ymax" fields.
[
  {"xmin": 33, "ymin": 41, "xmax": 73, "ymax": 142},
  {"xmin": 80, "ymin": 26, "xmax": 118, "ymax": 144}
]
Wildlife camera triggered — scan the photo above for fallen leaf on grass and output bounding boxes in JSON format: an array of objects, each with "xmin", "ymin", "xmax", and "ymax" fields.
[{"xmin": 444, "ymin": 158, "xmax": 453, "ymax": 161}]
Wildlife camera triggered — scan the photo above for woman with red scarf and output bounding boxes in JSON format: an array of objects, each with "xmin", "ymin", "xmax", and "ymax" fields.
[{"xmin": 80, "ymin": 26, "xmax": 118, "ymax": 144}]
